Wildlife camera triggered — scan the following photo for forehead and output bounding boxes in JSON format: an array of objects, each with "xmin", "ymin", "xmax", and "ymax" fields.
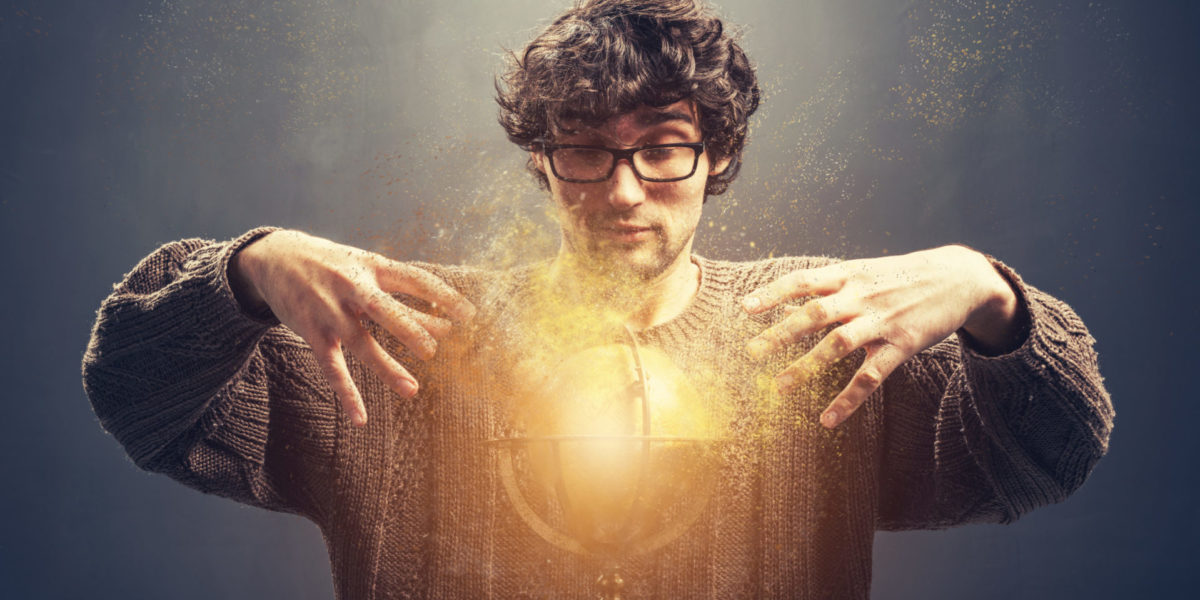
[{"xmin": 556, "ymin": 99, "xmax": 699, "ymax": 140}]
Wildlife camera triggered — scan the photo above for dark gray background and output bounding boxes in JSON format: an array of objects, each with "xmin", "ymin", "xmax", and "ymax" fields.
[{"xmin": 1, "ymin": 0, "xmax": 1195, "ymax": 597}]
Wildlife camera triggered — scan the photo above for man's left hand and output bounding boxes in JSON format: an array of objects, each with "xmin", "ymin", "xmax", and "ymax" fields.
[{"xmin": 742, "ymin": 245, "xmax": 1027, "ymax": 429}]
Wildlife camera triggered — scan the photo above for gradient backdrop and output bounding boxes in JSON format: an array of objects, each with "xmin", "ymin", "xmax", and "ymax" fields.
[{"xmin": 1, "ymin": 0, "xmax": 1196, "ymax": 597}]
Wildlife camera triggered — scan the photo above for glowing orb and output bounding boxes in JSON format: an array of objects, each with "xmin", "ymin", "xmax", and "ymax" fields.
[{"xmin": 494, "ymin": 341, "xmax": 722, "ymax": 560}]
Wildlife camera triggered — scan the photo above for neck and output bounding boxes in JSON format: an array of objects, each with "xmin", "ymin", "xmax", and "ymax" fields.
[{"xmin": 550, "ymin": 247, "xmax": 701, "ymax": 331}]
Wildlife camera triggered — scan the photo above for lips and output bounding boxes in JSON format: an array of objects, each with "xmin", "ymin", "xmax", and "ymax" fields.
[{"xmin": 599, "ymin": 222, "xmax": 655, "ymax": 242}]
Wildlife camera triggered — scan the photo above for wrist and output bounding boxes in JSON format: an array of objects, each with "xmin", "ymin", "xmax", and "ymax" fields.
[
  {"xmin": 228, "ymin": 234, "xmax": 273, "ymax": 319},
  {"xmin": 959, "ymin": 249, "xmax": 1028, "ymax": 355},
  {"xmin": 950, "ymin": 247, "xmax": 1027, "ymax": 350}
]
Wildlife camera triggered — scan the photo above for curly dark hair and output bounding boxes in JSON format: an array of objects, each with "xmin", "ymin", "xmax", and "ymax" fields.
[{"xmin": 496, "ymin": 0, "xmax": 760, "ymax": 196}]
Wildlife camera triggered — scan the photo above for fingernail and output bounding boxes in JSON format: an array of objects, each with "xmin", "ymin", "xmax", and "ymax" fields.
[
  {"xmin": 353, "ymin": 411, "xmax": 368, "ymax": 427},
  {"xmin": 430, "ymin": 319, "xmax": 453, "ymax": 338},
  {"xmin": 776, "ymin": 373, "xmax": 795, "ymax": 391},
  {"xmin": 459, "ymin": 303, "xmax": 478, "ymax": 322},
  {"xmin": 746, "ymin": 339, "xmax": 769, "ymax": 359},
  {"xmin": 821, "ymin": 410, "xmax": 838, "ymax": 428},
  {"xmin": 742, "ymin": 296, "xmax": 761, "ymax": 312},
  {"xmin": 398, "ymin": 378, "xmax": 418, "ymax": 397}
]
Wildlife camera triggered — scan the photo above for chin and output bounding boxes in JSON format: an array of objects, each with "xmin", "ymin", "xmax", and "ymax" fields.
[
  {"xmin": 594, "ymin": 248, "xmax": 679, "ymax": 283},
  {"xmin": 565, "ymin": 231, "xmax": 684, "ymax": 282}
]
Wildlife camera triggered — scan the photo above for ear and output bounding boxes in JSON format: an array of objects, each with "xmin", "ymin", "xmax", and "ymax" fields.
[
  {"xmin": 530, "ymin": 151, "xmax": 546, "ymax": 174},
  {"xmin": 709, "ymin": 153, "xmax": 733, "ymax": 177}
]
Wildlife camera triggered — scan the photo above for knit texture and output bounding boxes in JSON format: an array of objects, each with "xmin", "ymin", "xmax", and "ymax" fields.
[{"xmin": 83, "ymin": 228, "xmax": 1114, "ymax": 599}]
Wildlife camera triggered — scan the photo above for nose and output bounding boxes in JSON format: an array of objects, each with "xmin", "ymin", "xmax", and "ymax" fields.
[{"xmin": 607, "ymin": 159, "xmax": 645, "ymax": 210}]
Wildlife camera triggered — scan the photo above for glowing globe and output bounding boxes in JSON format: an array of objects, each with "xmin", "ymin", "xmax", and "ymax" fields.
[{"xmin": 492, "ymin": 339, "xmax": 723, "ymax": 563}]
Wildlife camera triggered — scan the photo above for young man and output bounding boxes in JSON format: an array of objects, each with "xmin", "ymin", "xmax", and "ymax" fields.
[{"xmin": 83, "ymin": 0, "xmax": 1113, "ymax": 597}]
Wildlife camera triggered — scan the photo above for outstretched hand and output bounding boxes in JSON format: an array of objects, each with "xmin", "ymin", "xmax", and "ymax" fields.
[
  {"xmin": 742, "ymin": 245, "xmax": 1025, "ymax": 429},
  {"xmin": 229, "ymin": 230, "xmax": 476, "ymax": 426}
]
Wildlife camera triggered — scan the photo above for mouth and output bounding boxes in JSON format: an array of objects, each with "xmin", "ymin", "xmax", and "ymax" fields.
[{"xmin": 597, "ymin": 222, "xmax": 656, "ymax": 243}]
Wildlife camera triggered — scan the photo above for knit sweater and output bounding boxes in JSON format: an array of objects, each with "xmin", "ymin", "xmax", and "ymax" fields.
[{"xmin": 83, "ymin": 227, "xmax": 1114, "ymax": 599}]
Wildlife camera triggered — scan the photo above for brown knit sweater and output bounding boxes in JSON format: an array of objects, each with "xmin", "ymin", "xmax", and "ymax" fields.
[{"xmin": 83, "ymin": 227, "xmax": 1113, "ymax": 599}]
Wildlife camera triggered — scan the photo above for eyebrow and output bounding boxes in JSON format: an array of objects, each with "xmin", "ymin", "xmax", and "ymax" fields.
[
  {"xmin": 552, "ymin": 108, "xmax": 697, "ymax": 139},
  {"xmin": 636, "ymin": 110, "xmax": 696, "ymax": 127}
]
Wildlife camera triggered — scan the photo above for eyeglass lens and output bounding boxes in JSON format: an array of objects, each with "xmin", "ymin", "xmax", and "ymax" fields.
[{"xmin": 551, "ymin": 146, "xmax": 699, "ymax": 182}]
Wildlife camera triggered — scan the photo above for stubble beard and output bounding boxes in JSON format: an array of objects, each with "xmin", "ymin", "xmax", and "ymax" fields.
[
  {"xmin": 573, "ymin": 226, "xmax": 678, "ymax": 282},
  {"xmin": 555, "ymin": 223, "xmax": 691, "ymax": 314}
]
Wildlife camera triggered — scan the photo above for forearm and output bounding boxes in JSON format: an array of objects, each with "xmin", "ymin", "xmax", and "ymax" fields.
[
  {"xmin": 82, "ymin": 227, "xmax": 281, "ymax": 469},
  {"xmin": 228, "ymin": 231, "xmax": 276, "ymax": 320},
  {"xmin": 879, "ymin": 265, "xmax": 1113, "ymax": 527},
  {"xmin": 955, "ymin": 274, "xmax": 1113, "ymax": 512},
  {"xmin": 957, "ymin": 248, "xmax": 1031, "ymax": 356}
]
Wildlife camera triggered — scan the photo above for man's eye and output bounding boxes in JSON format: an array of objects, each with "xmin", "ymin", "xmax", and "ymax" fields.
[
  {"xmin": 576, "ymin": 150, "xmax": 609, "ymax": 165},
  {"xmin": 640, "ymin": 147, "xmax": 679, "ymax": 163},
  {"xmin": 561, "ymin": 149, "xmax": 608, "ymax": 165}
]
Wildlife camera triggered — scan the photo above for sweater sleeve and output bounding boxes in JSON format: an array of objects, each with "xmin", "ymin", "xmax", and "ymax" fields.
[
  {"xmin": 82, "ymin": 227, "xmax": 341, "ymax": 519},
  {"xmin": 875, "ymin": 260, "xmax": 1114, "ymax": 529}
]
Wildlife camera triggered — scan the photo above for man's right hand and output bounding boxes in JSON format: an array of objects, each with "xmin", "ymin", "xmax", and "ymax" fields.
[{"xmin": 228, "ymin": 230, "xmax": 476, "ymax": 426}]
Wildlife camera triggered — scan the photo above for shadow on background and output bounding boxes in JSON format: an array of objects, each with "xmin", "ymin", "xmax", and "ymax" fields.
[{"xmin": 1, "ymin": 1, "xmax": 1195, "ymax": 597}]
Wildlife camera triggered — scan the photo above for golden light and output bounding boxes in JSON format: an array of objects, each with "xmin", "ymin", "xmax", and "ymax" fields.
[{"xmin": 490, "ymin": 332, "xmax": 723, "ymax": 598}]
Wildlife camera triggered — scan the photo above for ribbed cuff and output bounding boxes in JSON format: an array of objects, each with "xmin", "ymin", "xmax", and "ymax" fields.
[
  {"xmin": 955, "ymin": 254, "xmax": 1032, "ymax": 357},
  {"xmin": 219, "ymin": 226, "xmax": 283, "ymax": 325}
]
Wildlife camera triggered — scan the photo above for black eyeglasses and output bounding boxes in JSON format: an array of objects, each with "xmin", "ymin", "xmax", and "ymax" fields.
[{"xmin": 540, "ymin": 142, "xmax": 706, "ymax": 183}]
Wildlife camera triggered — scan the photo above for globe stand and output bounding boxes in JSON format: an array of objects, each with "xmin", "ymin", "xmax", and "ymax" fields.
[
  {"xmin": 596, "ymin": 565, "xmax": 625, "ymax": 600},
  {"xmin": 488, "ymin": 327, "xmax": 722, "ymax": 599}
]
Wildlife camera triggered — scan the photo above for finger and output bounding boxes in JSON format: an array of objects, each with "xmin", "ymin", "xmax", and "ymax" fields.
[
  {"xmin": 747, "ymin": 296, "xmax": 857, "ymax": 360},
  {"xmin": 373, "ymin": 258, "xmax": 476, "ymax": 322},
  {"xmin": 405, "ymin": 305, "xmax": 454, "ymax": 338},
  {"xmin": 341, "ymin": 319, "xmax": 421, "ymax": 399},
  {"xmin": 775, "ymin": 319, "xmax": 871, "ymax": 392},
  {"xmin": 820, "ymin": 344, "xmax": 908, "ymax": 429},
  {"xmin": 742, "ymin": 264, "xmax": 845, "ymax": 314},
  {"xmin": 313, "ymin": 340, "xmax": 369, "ymax": 427},
  {"xmin": 355, "ymin": 290, "xmax": 443, "ymax": 360}
]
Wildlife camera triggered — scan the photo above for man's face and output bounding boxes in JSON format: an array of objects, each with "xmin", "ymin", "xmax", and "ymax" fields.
[{"xmin": 533, "ymin": 100, "xmax": 730, "ymax": 282}]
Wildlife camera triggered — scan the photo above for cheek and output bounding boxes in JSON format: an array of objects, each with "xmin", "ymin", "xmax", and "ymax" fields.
[
  {"xmin": 547, "ymin": 181, "xmax": 592, "ymax": 223},
  {"xmin": 673, "ymin": 179, "xmax": 707, "ymax": 222},
  {"xmin": 657, "ymin": 195, "xmax": 704, "ymax": 242},
  {"xmin": 671, "ymin": 194, "xmax": 706, "ymax": 242},
  {"xmin": 677, "ymin": 200, "xmax": 704, "ymax": 233}
]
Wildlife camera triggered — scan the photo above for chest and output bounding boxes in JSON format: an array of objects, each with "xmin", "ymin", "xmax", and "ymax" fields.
[{"xmin": 374, "ymin": 329, "xmax": 877, "ymax": 598}]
